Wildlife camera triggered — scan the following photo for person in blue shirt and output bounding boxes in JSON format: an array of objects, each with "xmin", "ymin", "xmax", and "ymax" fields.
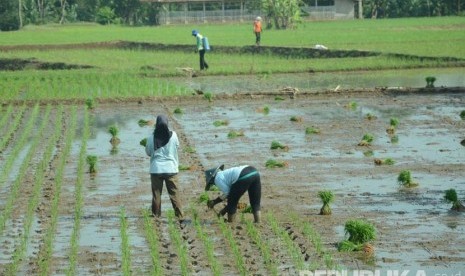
[
  {"xmin": 145, "ymin": 115, "xmax": 183, "ymax": 220},
  {"xmin": 205, "ymin": 164, "xmax": 261, "ymax": 223},
  {"xmin": 192, "ymin": 30, "xmax": 209, "ymax": 70}
]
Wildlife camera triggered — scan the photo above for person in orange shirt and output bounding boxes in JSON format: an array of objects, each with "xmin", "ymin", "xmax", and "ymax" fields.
[{"xmin": 253, "ymin": 16, "xmax": 262, "ymax": 46}]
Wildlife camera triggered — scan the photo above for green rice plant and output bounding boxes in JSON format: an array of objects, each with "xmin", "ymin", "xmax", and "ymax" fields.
[
  {"xmin": 244, "ymin": 218, "xmax": 278, "ymax": 275},
  {"xmin": 184, "ymin": 146, "xmax": 196, "ymax": 153},
  {"xmin": 344, "ymin": 219, "xmax": 376, "ymax": 244},
  {"xmin": 218, "ymin": 215, "xmax": 247, "ymax": 275},
  {"xmin": 363, "ymin": 150, "xmax": 374, "ymax": 157},
  {"xmin": 425, "ymin": 76, "xmax": 436, "ymax": 88},
  {"xmin": 358, "ymin": 133, "xmax": 374, "ymax": 146},
  {"xmin": 397, "ymin": 170, "xmax": 419, "ymax": 188},
  {"xmin": 138, "ymin": 119, "xmax": 150, "ymax": 127},
  {"xmin": 0, "ymin": 105, "xmax": 27, "ymax": 153},
  {"xmin": 390, "ymin": 135, "xmax": 399, "ymax": 144},
  {"xmin": 191, "ymin": 207, "xmax": 222, "ymax": 276},
  {"xmin": 142, "ymin": 209, "xmax": 163, "ymax": 275},
  {"xmin": 374, "ymin": 158, "xmax": 395, "ymax": 165},
  {"xmin": 173, "ymin": 107, "xmax": 183, "ymax": 114},
  {"xmin": 167, "ymin": 210, "xmax": 191, "ymax": 275},
  {"xmin": 390, "ymin": 117, "xmax": 400, "ymax": 127},
  {"xmin": 67, "ymin": 107, "xmax": 90, "ymax": 276},
  {"xmin": 213, "ymin": 120, "xmax": 229, "ymax": 127},
  {"xmin": 139, "ymin": 138, "xmax": 147, "ymax": 147},
  {"xmin": 109, "ymin": 124, "xmax": 120, "ymax": 145},
  {"xmin": 86, "ymin": 155, "xmax": 98, "ymax": 173},
  {"xmin": 120, "ymin": 207, "xmax": 131, "ymax": 276},
  {"xmin": 305, "ymin": 126, "xmax": 320, "ymax": 135},
  {"xmin": 227, "ymin": 130, "xmax": 244, "ymax": 139},
  {"xmin": 85, "ymin": 98, "xmax": 95, "ymax": 109},
  {"xmin": 290, "ymin": 116, "xmax": 303, "ymax": 122},
  {"xmin": 197, "ymin": 192, "xmax": 210, "ymax": 204},
  {"xmin": 345, "ymin": 101, "xmax": 357, "ymax": 110},
  {"xmin": 275, "ymin": 96, "xmax": 285, "ymax": 101},
  {"xmin": 338, "ymin": 240, "xmax": 363, "ymax": 252},
  {"xmin": 318, "ymin": 190, "xmax": 334, "ymax": 215},
  {"xmin": 204, "ymin": 92, "xmax": 213, "ymax": 102},
  {"xmin": 257, "ymin": 105, "xmax": 270, "ymax": 115},
  {"xmin": 267, "ymin": 213, "xmax": 306, "ymax": 270},
  {"xmin": 178, "ymin": 164, "xmax": 191, "ymax": 171},
  {"xmin": 365, "ymin": 113, "xmax": 377, "ymax": 120},
  {"xmin": 270, "ymin": 140, "xmax": 288, "ymax": 150},
  {"xmin": 241, "ymin": 205, "xmax": 253, "ymax": 214},
  {"xmin": 460, "ymin": 110, "xmax": 465, "ymax": 120},
  {"xmin": 265, "ymin": 159, "xmax": 287, "ymax": 168},
  {"xmin": 444, "ymin": 189, "xmax": 465, "ymax": 211}
]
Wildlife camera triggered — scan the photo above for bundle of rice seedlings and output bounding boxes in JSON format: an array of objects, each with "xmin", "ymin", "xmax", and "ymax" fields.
[
  {"xmin": 228, "ymin": 130, "xmax": 244, "ymax": 139},
  {"xmin": 397, "ymin": 170, "xmax": 419, "ymax": 188},
  {"xmin": 197, "ymin": 192, "xmax": 209, "ymax": 204},
  {"xmin": 318, "ymin": 190, "xmax": 334, "ymax": 215},
  {"xmin": 270, "ymin": 140, "xmax": 289, "ymax": 150},
  {"xmin": 140, "ymin": 138, "xmax": 147, "ymax": 147},
  {"xmin": 265, "ymin": 159, "xmax": 287, "ymax": 168},
  {"xmin": 358, "ymin": 133, "xmax": 374, "ymax": 146},
  {"xmin": 305, "ymin": 126, "xmax": 320, "ymax": 135},
  {"xmin": 444, "ymin": 189, "xmax": 465, "ymax": 211},
  {"xmin": 213, "ymin": 120, "xmax": 229, "ymax": 127}
]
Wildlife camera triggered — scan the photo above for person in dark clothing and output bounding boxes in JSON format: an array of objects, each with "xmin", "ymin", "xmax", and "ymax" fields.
[
  {"xmin": 192, "ymin": 30, "xmax": 209, "ymax": 70},
  {"xmin": 205, "ymin": 164, "xmax": 262, "ymax": 223}
]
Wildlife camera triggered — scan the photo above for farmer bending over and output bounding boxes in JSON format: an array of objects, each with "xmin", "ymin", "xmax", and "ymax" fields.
[{"xmin": 205, "ymin": 164, "xmax": 261, "ymax": 223}]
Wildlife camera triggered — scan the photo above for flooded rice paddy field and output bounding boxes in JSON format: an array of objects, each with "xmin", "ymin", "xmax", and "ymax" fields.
[{"xmin": 0, "ymin": 89, "xmax": 464, "ymax": 275}]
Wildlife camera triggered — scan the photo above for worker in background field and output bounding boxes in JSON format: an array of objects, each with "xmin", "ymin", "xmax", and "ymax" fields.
[
  {"xmin": 192, "ymin": 29, "xmax": 209, "ymax": 70},
  {"xmin": 205, "ymin": 164, "xmax": 262, "ymax": 223},
  {"xmin": 253, "ymin": 16, "xmax": 262, "ymax": 46}
]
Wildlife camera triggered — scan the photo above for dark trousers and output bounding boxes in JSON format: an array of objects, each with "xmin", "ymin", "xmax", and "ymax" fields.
[
  {"xmin": 199, "ymin": 49, "xmax": 208, "ymax": 70},
  {"xmin": 226, "ymin": 166, "xmax": 261, "ymax": 215},
  {"xmin": 255, "ymin": 32, "xmax": 261, "ymax": 45},
  {"xmin": 150, "ymin": 174, "xmax": 183, "ymax": 218}
]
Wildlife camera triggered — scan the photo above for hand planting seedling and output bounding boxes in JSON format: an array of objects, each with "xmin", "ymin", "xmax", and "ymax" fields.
[
  {"xmin": 318, "ymin": 190, "xmax": 334, "ymax": 215},
  {"xmin": 270, "ymin": 140, "xmax": 289, "ymax": 151},
  {"xmin": 443, "ymin": 189, "xmax": 465, "ymax": 212},
  {"xmin": 358, "ymin": 133, "xmax": 374, "ymax": 146},
  {"xmin": 86, "ymin": 155, "xmax": 98, "ymax": 174},
  {"xmin": 338, "ymin": 219, "xmax": 376, "ymax": 253},
  {"xmin": 397, "ymin": 170, "xmax": 419, "ymax": 188}
]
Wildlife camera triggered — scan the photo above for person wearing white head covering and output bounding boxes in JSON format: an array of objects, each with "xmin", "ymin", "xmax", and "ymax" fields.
[{"xmin": 253, "ymin": 16, "xmax": 263, "ymax": 46}]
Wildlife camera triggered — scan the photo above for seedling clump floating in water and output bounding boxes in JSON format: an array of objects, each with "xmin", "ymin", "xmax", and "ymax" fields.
[
  {"xmin": 387, "ymin": 117, "xmax": 400, "ymax": 134},
  {"xmin": 270, "ymin": 140, "xmax": 289, "ymax": 151},
  {"xmin": 318, "ymin": 190, "xmax": 334, "ymax": 215},
  {"xmin": 338, "ymin": 219, "xmax": 376, "ymax": 253},
  {"xmin": 425, "ymin": 76, "xmax": 436, "ymax": 88},
  {"xmin": 228, "ymin": 130, "xmax": 244, "ymax": 139},
  {"xmin": 443, "ymin": 189, "xmax": 465, "ymax": 211},
  {"xmin": 345, "ymin": 101, "xmax": 357, "ymax": 110},
  {"xmin": 109, "ymin": 124, "xmax": 121, "ymax": 146},
  {"xmin": 213, "ymin": 120, "xmax": 229, "ymax": 127},
  {"xmin": 305, "ymin": 126, "xmax": 320, "ymax": 135},
  {"xmin": 397, "ymin": 170, "xmax": 419, "ymax": 188},
  {"xmin": 140, "ymin": 138, "xmax": 147, "ymax": 147},
  {"xmin": 374, "ymin": 158, "xmax": 395, "ymax": 166},
  {"xmin": 173, "ymin": 107, "xmax": 183, "ymax": 114},
  {"xmin": 365, "ymin": 113, "xmax": 377, "ymax": 120},
  {"xmin": 290, "ymin": 116, "xmax": 303, "ymax": 122},
  {"xmin": 257, "ymin": 105, "xmax": 270, "ymax": 115},
  {"xmin": 86, "ymin": 155, "xmax": 98, "ymax": 174},
  {"xmin": 358, "ymin": 133, "xmax": 374, "ymax": 146},
  {"xmin": 265, "ymin": 159, "xmax": 287, "ymax": 168}
]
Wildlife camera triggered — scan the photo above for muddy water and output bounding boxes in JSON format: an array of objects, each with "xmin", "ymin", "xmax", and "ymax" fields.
[
  {"xmin": 178, "ymin": 68, "xmax": 465, "ymax": 94},
  {"xmin": 174, "ymin": 91, "xmax": 465, "ymax": 273}
]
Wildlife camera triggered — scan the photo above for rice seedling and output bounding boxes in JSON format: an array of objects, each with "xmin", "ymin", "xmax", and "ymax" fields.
[
  {"xmin": 0, "ymin": 105, "xmax": 27, "ymax": 153},
  {"xmin": 244, "ymin": 218, "xmax": 278, "ymax": 275},
  {"xmin": 267, "ymin": 213, "xmax": 306, "ymax": 270},
  {"xmin": 213, "ymin": 120, "xmax": 229, "ymax": 127},
  {"xmin": 345, "ymin": 101, "xmax": 357, "ymax": 110},
  {"xmin": 460, "ymin": 110, "xmax": 465, "ymax": 120},
  {"xmin": 387, "ymin": 117, "xmax": 400, "ymax": 134},
  {"xmin": 305, "ymin": 126, "xmax": 320, "ymax": 135},
  {"xmin": 241, "ymin": 205, "xmax": 253, "ymax": 214},
  {"xmin": 290, "ymin": 116, "xmax": 303, "ymax": 122},
  {"xmin": 374, "ymin": 158, "xmax": 395, "ymax": 166},
  {"xmin": 257, "ymin": 105, "xmax": 270, "ymax": 115},
  {"xmin": 119, "ymin": 207, "xmax": 132, "ymax": 276},
  {"xmin": 425, "ymin": 76, "xmax": 436, "ymax": 88},
  {"xmin": 363, "ymin": 150, "xmax": 374, "ymax": 157},
  {"xmin": 265, "ymin": 159, "xmax": 287, "ymax": 168},
  {"xmin": 142, "ymin": 209, "xmax": 163, "ymax": 275},
  {"xmin": 167, "ymin": 210, "xmax": 191, "ymax": 275},
  {"xmin": 275, "ymin": 96, "xmax": 285, "ymax": 101},
  {"xmin": 218, "ymin": 215, "xmax": 247, "ymax": 275},
  {"xmin": 397, "ymin": 170, "xmax": 419, "ymax": 188},
  {"xmin": 197, "ymin": 191, "xmax": 210, "ymax": 204},
  {"xmin": 358, "ymin": 133, "xmax": 374, "ymax": 146},
  {"xmin": 184, "ymin": 146, "xmax": 196, "ymax": 153},
  {"xmin": 365, "ymin": 113, "xmax": 377, "ymax": 120},
  {"xmin": 139, "ymin": 138, "xmax": 147, "ymax": 147},
  {"xmin": 85, "ymin": 98, "xmax": 95, "ymax": 109},
  {"xmin": 338, "ymin": 219, "xmax": 376, "ymax": 253},
  {"xmin": 173, "ymin": 107, "xmax": 183, "ymax": 114},
  {"xmin": 270, "ymin": 140, "xmax": 289, "ymax": 150},
  {"xmin": 109, "ymin": 124, "xmax": 121, "ymax": 145},
  {"xmin": 191, "ymin": 207, "xmax": 222, "ymax": 276},
  {"xmin": 228, "ymin": 130, "xmax": 245, "ymax": 139},
  {"xmin": 86, "ymin": 155, "xmax": 98, "ymax": 174},
  {"xmin": 178, "ymin": 164, "xmax": 191, "ymax": 171},
  {"xmin": 444, "ymin": 189, "xmax": 465, "ymax": 211},
  {"xmin": 204, "ymin": 92, "xmax": 213, "ymax": 102},
  {"xmin": 390, "ymin": 135, "xmax": 399, "ymax": 144},
  {"xmin": 138, "ymin": 119, "xmax": 150, "ymax": 127},
  {"xmin": 318, "ymin": 190, "xmax": 334, "ymax": 215}
]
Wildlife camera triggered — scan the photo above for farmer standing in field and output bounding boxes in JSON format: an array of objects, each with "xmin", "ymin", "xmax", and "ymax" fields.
[
  {"xmin": 192, "ymin": 30, "xmax": 209, "ymax": 70},
  {"xmin": 253, "ymin": 16, "xmax": 262, "ymax": 46},
  {"xmin": 145, "ymin": 115, "xmax": 184, "ymax": 220},
  {"xmin": 205, "ymin": 164, "xmax": 262, "ymax": 223}
]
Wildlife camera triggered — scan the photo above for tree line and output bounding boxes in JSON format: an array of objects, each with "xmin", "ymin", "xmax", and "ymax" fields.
[{"xmin": 0, "ymin": 0, "xmax": 463, "ymax": 31}]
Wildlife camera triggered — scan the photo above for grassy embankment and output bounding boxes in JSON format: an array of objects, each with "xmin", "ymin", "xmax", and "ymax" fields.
[{"xmin": 0, "ymin": 17, "xmax": 464, "ymax": 100}]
